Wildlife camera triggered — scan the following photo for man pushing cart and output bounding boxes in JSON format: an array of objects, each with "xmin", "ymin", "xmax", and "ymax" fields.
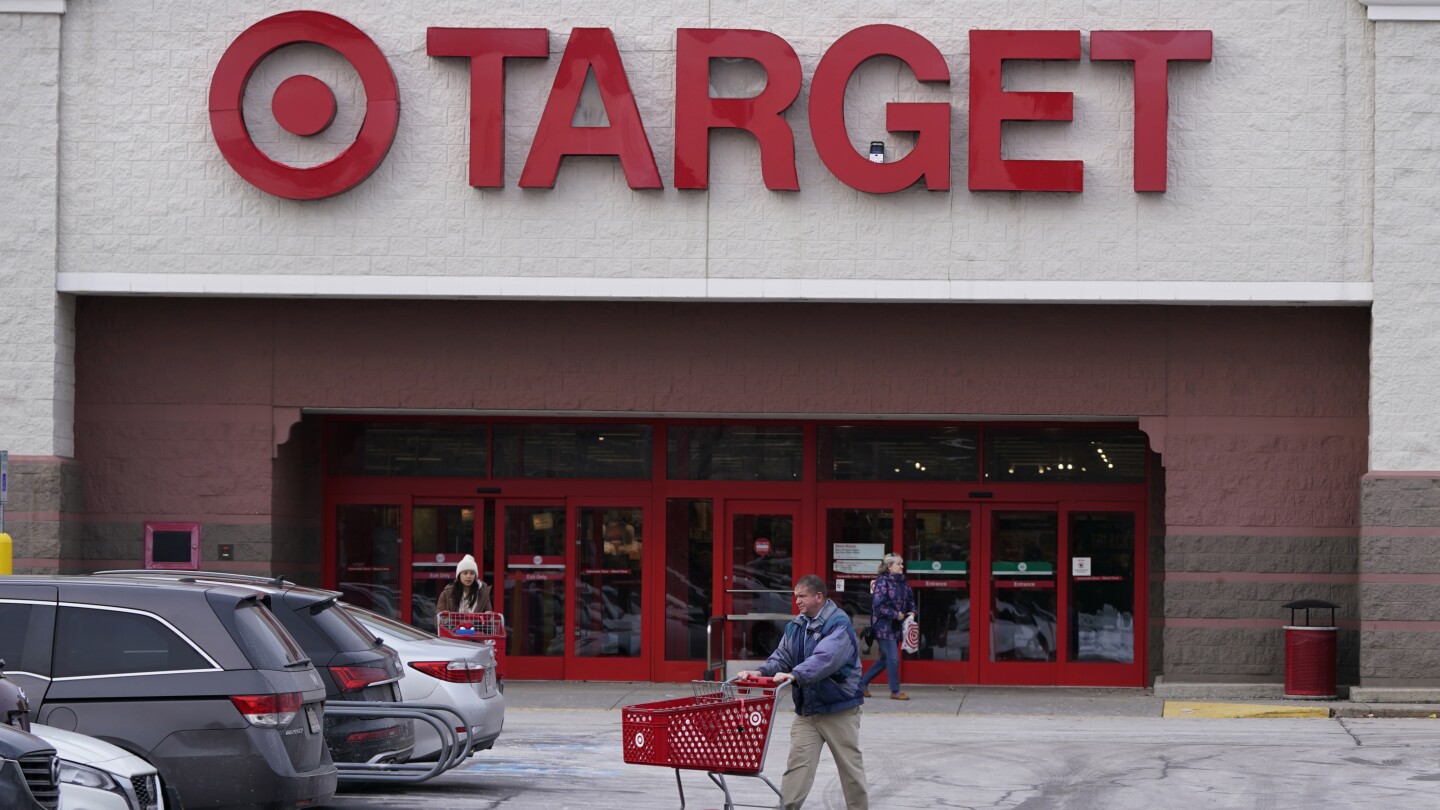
[{"xmin": 624, "ymin": 573, "xmax": 870, "ymax": 810}]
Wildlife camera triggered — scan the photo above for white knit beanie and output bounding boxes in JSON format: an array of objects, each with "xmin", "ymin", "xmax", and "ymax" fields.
[{"xmin": 456, "ymin": 554, "xmax": 478, "ymax": 577}]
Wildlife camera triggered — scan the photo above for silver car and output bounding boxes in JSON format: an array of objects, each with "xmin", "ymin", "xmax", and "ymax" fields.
[
  {"xmin": 339, "ymin": 605, "xmax": 504, "ymax": 762},
  {"xmin": 32, "ymin": 724, "xmax": 164, "ymax": 810}
]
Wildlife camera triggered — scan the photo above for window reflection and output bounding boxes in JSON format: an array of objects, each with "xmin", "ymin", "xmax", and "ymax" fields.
[
  {"xmin": 576, "ymin": 508, "xmax": 643, "ymax": 658},
  {"xmin": 1068, "ymin": 513, "xmax": 1136, "ymax": 664},
  {"xmin": 904, "ymin": 510, "xmax": 971, "ymax": 662},
  {"xmin": 989, "ymin": 511, "xmax": 1058, "ymax": 663},
  {"xmin": 665, "ymin": 499, "xmax": 713, "ymax": 660}
]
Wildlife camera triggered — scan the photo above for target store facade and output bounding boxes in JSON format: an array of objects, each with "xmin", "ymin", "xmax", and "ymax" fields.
[{"xmin": 3, "ymin": 0, "xmax": 1439, "ymax": 694}]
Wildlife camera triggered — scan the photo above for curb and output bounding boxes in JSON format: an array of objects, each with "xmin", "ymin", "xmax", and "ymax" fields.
[{"xmin": 1163, "ymin": 701, "xmax": 1329, "ymax": 719}]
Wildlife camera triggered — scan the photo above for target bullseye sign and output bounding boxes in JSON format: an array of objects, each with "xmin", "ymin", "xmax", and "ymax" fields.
[{"xmin": 209, "ymin": 11, "xmax": 399, "ymax": 200}]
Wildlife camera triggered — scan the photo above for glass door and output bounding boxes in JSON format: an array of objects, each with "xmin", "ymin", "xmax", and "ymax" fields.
[
  {"xmin": 1060, "ymin": 505, "xmax": 1144, "ymax": 686},
  {"xmin": 901, "ymin": 505, "xmax": 975, "ymax": 684},
  {"xmin": 723, "ymin": 502, "xmax": 799, "ymax": 663},
  {"xmin": 568, "ymin": 501, "xmax": 647, "ymax": 680},
  {"xmin": 660, "ymin": 498, "xmax": 716, "ymax": 681},
  {"xmin": 822, "ymin": 503, "xmax": 895, "ymax": 674},
  {"xmin": 332, "ymin": 502, "xmax": 404, "ymax": 619},
  {"xmin": 409, "ymin": 500, "xmax": 490, "ymax": 632},
  {"xmin": 980, "ymin": 507, "xmax": 1060, "ymax": 685},
  {"xmin": 498, "ymin": 501, "xmax": 567, "ymax": 680}
]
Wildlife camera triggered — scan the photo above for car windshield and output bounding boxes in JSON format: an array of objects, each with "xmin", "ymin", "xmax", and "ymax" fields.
[
  {"xmin": 342, "ymin": 605, "xmax": 432, "ymax": 642},
  {"xmin": 233, "ymin": 601, "xmax": 309, "ymax": 669}
]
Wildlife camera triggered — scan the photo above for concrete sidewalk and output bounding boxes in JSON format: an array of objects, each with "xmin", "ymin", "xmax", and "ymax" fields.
[{"xmin": 502, "ymin": 681, "xmax": 1440, "ymax": 719}]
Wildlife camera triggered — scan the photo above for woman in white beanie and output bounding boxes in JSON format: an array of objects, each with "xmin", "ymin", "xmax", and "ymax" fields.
[{"xmin": 436, "ymin": 554, "xmax": 492, "ymax": 614}]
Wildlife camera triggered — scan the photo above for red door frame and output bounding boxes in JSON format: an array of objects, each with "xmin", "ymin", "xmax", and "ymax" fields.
[
  {"xmin": 321, "ymin": 415, "xmax": 1149, "ymax": 686},
  {"xmin": 894, "ymin": 501, "xmax": 979, "ymax": 686},
  {"xmin": 494, "ymin": 498, "xmax": 569, "ymax": 681},
  {"xmin": 810, "ymin": 495, "xmax": 1147, "ymax": 687},
  {"xmin": 719, "ymin": 499, "xmax": 806, "ymax": 664},
  {"xmin": 1056, "ymin": 501, "xmax": 1148, "ymax": 687},
  {"xmin": 566, "ymin": 496, "xmax": 651, "ymax": 681},
  {"xmin": 976, "ymin": 503, "xmax": 1063, "ymax": 686}
]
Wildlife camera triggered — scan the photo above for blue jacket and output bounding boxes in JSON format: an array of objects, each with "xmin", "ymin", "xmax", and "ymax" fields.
[{"xmin": 756, "ymin": 599, "xmax": 864, "ymax": 716}]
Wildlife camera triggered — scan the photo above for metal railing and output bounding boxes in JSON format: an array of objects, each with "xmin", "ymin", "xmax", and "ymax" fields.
[{"xmin": 326, "ymin": 701, "xmax": 475, "ymax": 784}]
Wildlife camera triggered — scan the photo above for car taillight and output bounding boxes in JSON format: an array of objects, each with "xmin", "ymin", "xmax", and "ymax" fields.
[
  {"xmin": 410, "ymin": 661, "xmax": 487, "ymax": 684},
  {"xmin": 230, "ymin": 692, "xmax": 301, "ymax": 727},
  {"xmin": 345, "ymin": 725, "xmax": 407, "ymax": 742},
  {"xmin": 330, "ymin": 665, "xmax": 390, "ymax": 693}
]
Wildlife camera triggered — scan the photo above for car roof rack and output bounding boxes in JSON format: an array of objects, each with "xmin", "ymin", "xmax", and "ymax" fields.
[{"xmin": 93, "ymin": 569, "xmax": 297, "ymax": 586}]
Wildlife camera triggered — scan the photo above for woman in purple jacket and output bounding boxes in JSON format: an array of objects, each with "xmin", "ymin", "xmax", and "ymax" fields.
[{"xmin": 862, "ymin": 554, "xmax": 916, "ymax": 700}]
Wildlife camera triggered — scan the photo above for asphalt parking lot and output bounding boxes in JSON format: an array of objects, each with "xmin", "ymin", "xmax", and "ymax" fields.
[{"xmin": 323, "ymin": 683, "xmax": 1440, "ymax": 809}]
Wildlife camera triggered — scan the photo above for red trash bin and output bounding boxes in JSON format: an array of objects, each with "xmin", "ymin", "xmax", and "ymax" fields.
[{"xmin": 1282, "ymin": 599, "xmax": 1339, "ymax": 699}]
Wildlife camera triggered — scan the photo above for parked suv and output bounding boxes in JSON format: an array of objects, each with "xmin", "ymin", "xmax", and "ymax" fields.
[
  {"xmin": 0, "ymin": 577, "xmax": 335, "ymax": 809},
  {"xmin": 94, "ymin": 572, "xmax": 414, "ymax": 766}
]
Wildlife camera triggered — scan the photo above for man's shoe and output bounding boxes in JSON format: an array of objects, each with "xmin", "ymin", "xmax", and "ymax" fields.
[
  {"xmin": 890, "ymin": 692, "xmax": 910, "ymax": 701},
  {"xmin": 863, "ymin": 688, "xmax": 872, "ymax": 698}
]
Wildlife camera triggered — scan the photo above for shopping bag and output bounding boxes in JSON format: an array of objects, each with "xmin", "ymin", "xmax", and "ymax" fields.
[{"xmin": 901, "ymin": 615, "xmax": 919, "ymax": 654}]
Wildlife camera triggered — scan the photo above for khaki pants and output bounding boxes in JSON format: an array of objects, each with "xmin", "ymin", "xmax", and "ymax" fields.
[{"xmin": 780, "ymin": 707, "xmax": 869, "ymax": 810}]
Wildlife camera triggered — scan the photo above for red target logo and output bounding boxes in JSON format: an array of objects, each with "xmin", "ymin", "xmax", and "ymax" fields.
[{"xmin": 209, "ymin": 11, "xmax": 399, "ymax": 200}]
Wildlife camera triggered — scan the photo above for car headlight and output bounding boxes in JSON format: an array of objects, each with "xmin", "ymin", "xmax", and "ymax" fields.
[{"xmin": 59, "ymin": 759, "xmax": 119, "ymax": 791}]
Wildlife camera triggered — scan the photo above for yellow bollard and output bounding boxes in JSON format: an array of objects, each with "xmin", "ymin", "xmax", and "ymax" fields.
[{"xmin": 0, "ymin": 533, "xmax": 10, "ymax": 575}]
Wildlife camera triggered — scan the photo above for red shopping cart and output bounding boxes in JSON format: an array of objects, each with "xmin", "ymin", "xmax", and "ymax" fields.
[
  {"xmin": 622, "ymin": 677, "xmax": 790, "ymax": 809},
  {"xmin": 435, "ymin": 611, "xmax": 507, "ymax": 680}
]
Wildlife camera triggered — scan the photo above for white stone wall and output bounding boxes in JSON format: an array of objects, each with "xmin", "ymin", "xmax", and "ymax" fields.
[
  {"xmin": 53, "ymin": 0, "xmax": 1374, "ymax": 301},
  {"xmin": 1372, "ymin": 19, "xmax": 1440, "ymax": 472},
  {"xmin": 0, "ymin": 9, "xmax": 70, "ymax": 458}
]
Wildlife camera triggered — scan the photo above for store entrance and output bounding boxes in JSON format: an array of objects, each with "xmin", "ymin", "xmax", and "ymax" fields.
[
  {"xmin": 820, "ymin": 500, "xmax": 1144, "ymax": 687},
  {"xmin": 329, "ymin": 494, "xmax": 648, "ymax": 682}
]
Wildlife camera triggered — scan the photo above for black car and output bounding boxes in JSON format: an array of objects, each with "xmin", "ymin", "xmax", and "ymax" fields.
[
  {"xmin": 94, "ymin": 572, "xmax": 415, "ymax": 765},
  {"xmin": 0, "ymin": 577, "xmax": 335, "ymax": 810}
]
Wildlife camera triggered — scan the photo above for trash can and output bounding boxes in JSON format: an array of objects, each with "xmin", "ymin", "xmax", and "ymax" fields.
[{"xmin": 1282, "ymin": 599, "xmax": 1339, "ymax": 699}]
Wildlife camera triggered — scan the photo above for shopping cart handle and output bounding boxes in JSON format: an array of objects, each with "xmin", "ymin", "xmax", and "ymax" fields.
[{"xmin": 731, "ymin": 675, "xmax": 781, "ymax": 688}]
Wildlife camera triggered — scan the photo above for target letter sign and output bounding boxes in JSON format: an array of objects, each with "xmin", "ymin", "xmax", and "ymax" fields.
[{"xmin": 210, "ymin": 13, "xmax": 1212, "ymax": 199}]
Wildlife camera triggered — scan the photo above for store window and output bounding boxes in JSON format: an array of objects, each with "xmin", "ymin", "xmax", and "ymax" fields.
[
  {"xmin": 327, "ymin": 421, "xmax": 488, "ymax": 477},
  {"xmin": 493, "ymin": 424, "xmax": 651, "ymax": 479},
  {"xmin": 819, "ymin": 426, "xmax": 979, "ymax": 481},
  {"xmin": 667, "ymin": 425, "xmax": 803, "ymax": 481},
  {"xmin": 984, "ymin": 429, "xmax": 1147, "ymax": 483}
]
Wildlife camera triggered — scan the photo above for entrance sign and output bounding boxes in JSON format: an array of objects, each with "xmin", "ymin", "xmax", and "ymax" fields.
[
  {"xmin": 834, "ymin": 559, "xmax": 882, "ymax": 575},
  {"xmin": 833, "ymin": 543, "xmax": 885, "ymax": 559},
  {"xmin": 213, "ymin": 15, "xmax": 1213, "ymax": 198}
]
